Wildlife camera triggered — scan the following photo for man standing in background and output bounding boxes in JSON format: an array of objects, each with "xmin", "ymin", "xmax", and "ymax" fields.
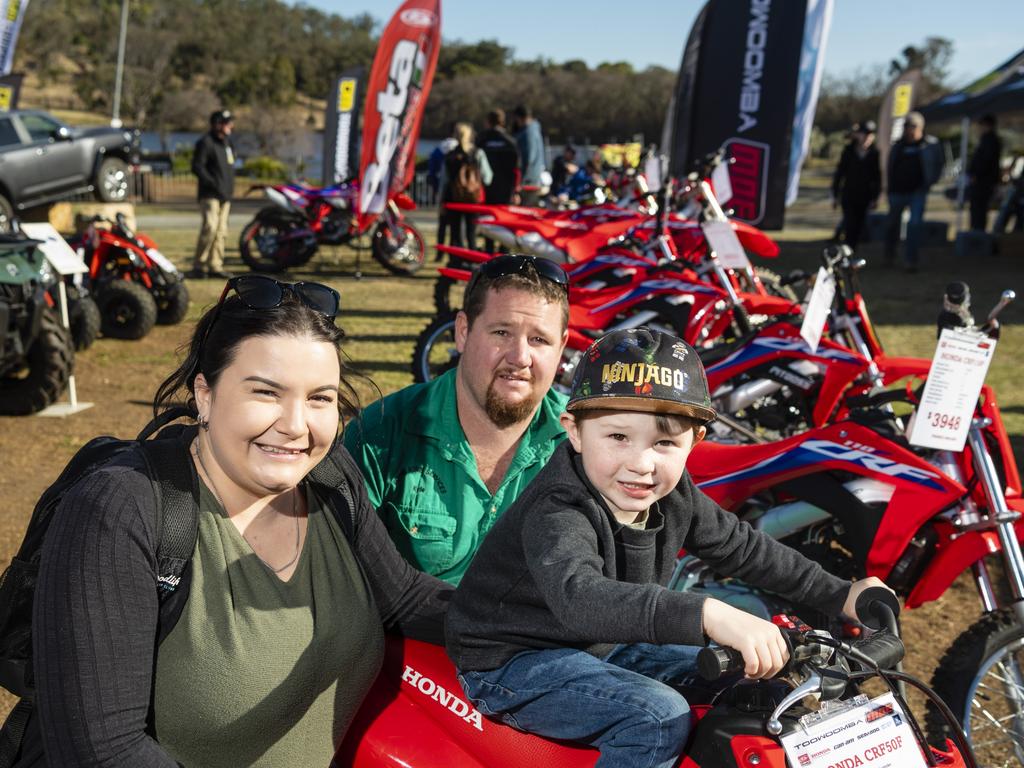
[
  {"xmin": 830, "ymin": 121, "xmax": 881, "ymax": 250},
  {"xmin": 479, "ymin": 109, "xmax": 519, "ymax": 205},
  {"xmin": 967, "ymin": 114, "xmax": 1002, "ymax": 232},
  {"xmin": 189, "ymin": 109, "xmax": 236, "ymax": 279},
  {"xmin": 884, "ymin": 112, "xmax": 943, "ymax": 273},
  {"xmin": 514, "ymin": 105, "xmax": 546, "ymax": 206}
]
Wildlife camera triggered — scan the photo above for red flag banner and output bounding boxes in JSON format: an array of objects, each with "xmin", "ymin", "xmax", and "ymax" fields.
[{"xmin": 357, "ymin": 0, "xmax": 441, "ymax": 230}]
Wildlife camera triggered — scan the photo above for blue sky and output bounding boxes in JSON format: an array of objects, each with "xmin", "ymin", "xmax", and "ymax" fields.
[{"xmin": 302, "ymin": 0, "xmax": 1023, "ymax": 86}]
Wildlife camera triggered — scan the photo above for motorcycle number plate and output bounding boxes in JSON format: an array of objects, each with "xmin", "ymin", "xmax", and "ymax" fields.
[
  {"xmin": 799, "ymin": 267, "xmax": 837, "ymax": 352},
  {"xmin": 701, "ymin": 221, "xmax": 750, "ymax": 270},
  {"xmin": 780, "ymin": 692, "xmax": 927, "ymax": 768},
  {"xmin": 907, "ymin": 327, "xmax": 997, "ymax": 451}
]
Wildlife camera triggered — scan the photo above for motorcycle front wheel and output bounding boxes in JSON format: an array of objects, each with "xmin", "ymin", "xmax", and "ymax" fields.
[
  {"xmin": 927, "ymin": 606, "xmax": 1024, "ymax": 767},
  {"xmin": 371, "ymin": 220, "xmax": 425, "ymax": 276},
  {"xmin": 412, "ymin": 313, "xmax": 460, "ymax": 383},
  {"xmin": 239, "ymin": 210, "xmax": 317, "ymax": 273}
]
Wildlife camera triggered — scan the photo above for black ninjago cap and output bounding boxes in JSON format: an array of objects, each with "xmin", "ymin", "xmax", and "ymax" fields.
[{"xmin": 567, "ymin": 328, "xmax": 716, "ymax": 423}]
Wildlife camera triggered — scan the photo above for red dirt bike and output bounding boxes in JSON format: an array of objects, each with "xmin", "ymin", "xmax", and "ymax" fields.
[
  {"xmin": 66, "ymin": 213, "xmax": 189, "ymax": 340},
  {"xmin": 333, "ymin": 590, "xmax": 971, "ymax": 767},
  {"xmin": 682, "ymin": 287, "xmax": 1023, "ymax": 766},
  {"xmin": 413, "ymin": 253, "xmax": 801, "ymax": 388},
  {"xmin": 238, "ymin": 180, "xmax": 424, "ymax": 275}
]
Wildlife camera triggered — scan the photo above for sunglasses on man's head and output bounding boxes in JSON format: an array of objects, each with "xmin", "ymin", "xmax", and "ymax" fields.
[
  {"xmin": 465, "ymin": 254, "xmax": 569, "ymax": 297},
  {"xmin": 216, "ymin": 275, "xmax": 341, "ymax": 318}
]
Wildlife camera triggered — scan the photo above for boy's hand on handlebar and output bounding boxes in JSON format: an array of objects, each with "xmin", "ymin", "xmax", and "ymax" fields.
[
  {"xmin": 843, "ymin": 578, "xmax": 896, "ymax": 623},
  {"xmin": 702, "ymin": 598, "xmax": 789, "ymax": 679}
]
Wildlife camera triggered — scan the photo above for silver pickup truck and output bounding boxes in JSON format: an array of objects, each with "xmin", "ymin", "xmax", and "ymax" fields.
[{"xmin": 0, "ymin": 109, "xmax": 141, "ymax": 230}]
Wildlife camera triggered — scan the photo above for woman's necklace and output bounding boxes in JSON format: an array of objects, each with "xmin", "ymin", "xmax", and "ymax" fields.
[{"xmin": 192, "ymin": 437, "xmax": 302, "ymax": 575}]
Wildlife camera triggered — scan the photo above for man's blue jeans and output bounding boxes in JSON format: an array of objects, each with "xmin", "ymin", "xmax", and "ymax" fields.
[
  {"xmin": 886, "ymin": 191, "xmax": 928, "ymax": 267},
  {"xmin": 458, "ymin": 643, "xmax": 704, "ymax": 768}
]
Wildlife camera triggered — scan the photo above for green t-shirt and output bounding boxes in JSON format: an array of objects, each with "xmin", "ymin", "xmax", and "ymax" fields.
[
  {"xmin": 344, "ymin": 368, "xmax": 568, "ymax": 585},
  {"xmin": 153, "ymin": 483, "xmax": 384, "ymax": 767}
]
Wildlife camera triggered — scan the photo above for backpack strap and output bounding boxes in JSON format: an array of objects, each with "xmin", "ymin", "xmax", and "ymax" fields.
[
  {"xmin": 0, "ymin": 699, "xmax": 32, "ymax": 768},
  {"xmin": 308, "ymin": 437, "xmax": 357, "ymax": 542}
]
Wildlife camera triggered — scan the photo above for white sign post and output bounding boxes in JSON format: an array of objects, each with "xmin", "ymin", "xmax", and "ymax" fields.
[
  {"xmin": 907, "ymin": 328, "xmax": 996, "ymax": 451},
  {"xmin": 21, "ymin": 223, "xmax": 94, "ymax": 417},
  {"xmin": 800, "ymin": 267, "xmax": 837, "ymax": 352},
  {"xmin": 701, "ymin": 220, "xmax": 751, "ymax": 271},
  {"xmin": 781, "ymin": 692, "xmax": 928, "ymax": 768}
]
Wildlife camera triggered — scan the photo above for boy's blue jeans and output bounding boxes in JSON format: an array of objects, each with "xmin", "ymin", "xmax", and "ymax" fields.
[{"xmin": 457, "ymin": 643, "xmax": 704, "ymax": 768}]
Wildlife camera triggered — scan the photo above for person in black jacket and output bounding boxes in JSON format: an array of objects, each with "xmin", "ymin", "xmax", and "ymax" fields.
[
  {"xmin": 447, "ymin": 328, "xmax": 892, "ymax": 768},
  {"xmin": 189, "ymin": 109, "xmax": 236, "ymax": 279},
  {"xmin": 479, "ymin": 109, "xmax": 520, "ymax": 205},
  {"xmin": 831, "ymin": 120, "xmax": 881, "ymax": 249},
  {"xmin": 19, "ymin": 275, "xmax": 451, "ymax": 767},
  {"xmin": 968, "ymin": 113, "xmax": 1002, "ymax": 232}
]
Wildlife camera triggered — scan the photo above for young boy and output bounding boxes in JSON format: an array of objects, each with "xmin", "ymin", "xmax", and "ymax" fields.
[{"xmin": 446, "ymin": 328, "xmax": 891, "ymax": 768}]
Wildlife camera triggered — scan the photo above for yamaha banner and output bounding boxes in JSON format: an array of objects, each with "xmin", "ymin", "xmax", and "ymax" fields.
[
  {"xmin": 357, "ymin": 0, "xmax": 441, "ymax": 230},
  {"xmin": 323, "ymin": 67, "xmax": 363, "ymax": 186},
  {"xmin": 664, "ymin": 0, "xmax": 830, "ymax": 229},
  {"xmin": 0, "ymin": 0, "xmax": 27, "ymax": 76}
]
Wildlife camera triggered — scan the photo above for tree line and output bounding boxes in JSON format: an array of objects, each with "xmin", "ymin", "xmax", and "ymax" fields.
[{"xmin": 13, "ymin": 0, "xmax": 952, "ymax": 147}]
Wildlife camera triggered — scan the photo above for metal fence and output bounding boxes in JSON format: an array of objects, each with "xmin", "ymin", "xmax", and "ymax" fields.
[{"xmin": 68, "ymin": 168, "xmax": 442, "ymax": 207}]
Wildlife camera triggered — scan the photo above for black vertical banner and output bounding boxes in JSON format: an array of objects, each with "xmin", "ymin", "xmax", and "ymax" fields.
[
  {"xmin": 0, "ymin": 72, "xmax": 22, "ymax": 111},
  {"xmin": 323, "ymin": 67, "xmax": 364, "ymax": 186},
  {"xmin": 665, "ymin": 0, "xmax": 808, "ymax": 229}
]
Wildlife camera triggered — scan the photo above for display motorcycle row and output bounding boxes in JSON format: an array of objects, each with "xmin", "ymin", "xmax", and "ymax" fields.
[{"xmin": 383, "ymin": 151, "xmax": 1021, "ymax": 768}]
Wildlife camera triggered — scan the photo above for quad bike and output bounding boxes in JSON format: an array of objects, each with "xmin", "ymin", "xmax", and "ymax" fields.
[
  {"xmin": 0, "ymin": 236, "xmax": 73, "ymax": 415},
  {"xmin": 67, "ymin": 214, "xmax": 189, "ymax": 340},
  {"xmin": 239, "ymin": 180, "xmax": 425, "ymax": 276},
  {"xmin": 682, "ymin": 285, "xmax": 1024, "ymax": 766},
  {"xmin": 43, "ymin": 274, "xmax": 100, "ymax": 351},
  {"xmin": 334, "ymin": 589, "xmax": 971, "ymax": 767}
]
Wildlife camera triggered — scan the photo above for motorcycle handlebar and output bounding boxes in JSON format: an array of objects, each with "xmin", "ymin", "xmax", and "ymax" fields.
[
  {"xmin": 854, "ymin": 587, "xmax": 901, "ymax": 631},
  {"xmin": 697, "ymin": 646, "xmax": 745, "ymax": 680},
  {"xmin": 850, "ymin": 631, "xmax": 904, "ymax": 671}
]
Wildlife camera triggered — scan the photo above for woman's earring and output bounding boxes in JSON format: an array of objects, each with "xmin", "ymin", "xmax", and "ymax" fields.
[{"xmin": 198, "ymin": 415, "xmax": 210, "ymax": 431}]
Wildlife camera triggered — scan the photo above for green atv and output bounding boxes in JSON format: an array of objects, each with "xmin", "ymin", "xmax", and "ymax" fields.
[{"xmin": 0, "ymin": 236, "xmax": 74, "ymax": 415}]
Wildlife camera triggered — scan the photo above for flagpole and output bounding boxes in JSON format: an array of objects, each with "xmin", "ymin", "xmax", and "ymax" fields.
[{"xmin": 111, "ymin": 0, "xmax": 129, "ymax": 128}]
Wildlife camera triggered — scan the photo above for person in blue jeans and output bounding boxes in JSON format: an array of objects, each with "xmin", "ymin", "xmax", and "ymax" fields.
[
  {"xmin": 885, "ymin": 111, "xmax": 943, "ymax": 273},
  {"xmin": 446, "ymin": 328, "xmax": 893, "ymax": 768}
]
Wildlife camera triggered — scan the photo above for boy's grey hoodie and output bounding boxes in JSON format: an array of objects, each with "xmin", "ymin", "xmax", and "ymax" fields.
[{"xmin": 446, "ymin": 442, "xmax": 851, "ymax": 672}]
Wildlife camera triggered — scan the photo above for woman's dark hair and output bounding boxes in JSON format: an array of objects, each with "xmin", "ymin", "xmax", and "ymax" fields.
[{"xmin": 153, "ymin": 292, "xmax": 367, "ymax": 422}]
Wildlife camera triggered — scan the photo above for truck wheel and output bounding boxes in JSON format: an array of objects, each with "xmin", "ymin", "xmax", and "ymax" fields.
[
  {"xmin": 95, "ymin": 157, "xmax": 131, "ymax": 202},
  {"xmin": 98, "ymin": 280, "xmax": 157, "ymax": 339},
  {"xmin": 156, "ymin": 280, "xmax": 190, "ymax": 325},
  {"xmin": 0, "ymin": 307, "xmax": 74, "ymax": 415}
]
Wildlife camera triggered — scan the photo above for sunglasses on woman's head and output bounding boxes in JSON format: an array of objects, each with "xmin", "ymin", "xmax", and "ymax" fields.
[
  {"xmin": 465, "ymin": 254, "xmax": 569, "ymax": 297},
  {"xmin": 216, "ymin": 275, "xmax": 340, "ymax": 318}
]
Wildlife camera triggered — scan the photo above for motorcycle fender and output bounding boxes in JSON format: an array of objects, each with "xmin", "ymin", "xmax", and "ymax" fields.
[
  {"xmin": 730, "ymin": 736, "xmax": 787, "ymax": 767},
  {"xmin": 732, "ymin": 222, "xmax": 780, "ymax": 258},
  {"xmin": 904, "ymin": 521, "xmax": 1024, "ymax": 608}
]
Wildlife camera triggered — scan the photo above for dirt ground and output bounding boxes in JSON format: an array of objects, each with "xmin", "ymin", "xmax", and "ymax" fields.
[{"xmin": 1, "ymin": 181, "xmax": 1022, "ymax": 745}]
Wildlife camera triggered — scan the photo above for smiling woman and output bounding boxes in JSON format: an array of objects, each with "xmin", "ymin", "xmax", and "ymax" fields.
[{"xmin": 14, "ymin": 277, "xmax": 452, "ymax": 768}]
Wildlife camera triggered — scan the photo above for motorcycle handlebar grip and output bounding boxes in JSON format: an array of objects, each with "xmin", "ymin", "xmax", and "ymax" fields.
[
  {"xmin": 851, "ymin": 631, "xmax": 905, "ymax": 671},
  {"xmin": 697, "ymin": 646, "xmax": 745, "ymax": 681},
  {"xmin": 854, "ymin": 587, "xmax": 901, "ymax": 631}
]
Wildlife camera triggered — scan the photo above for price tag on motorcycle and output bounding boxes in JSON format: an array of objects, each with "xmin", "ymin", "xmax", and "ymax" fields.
[
  {"xmin": 20, "ymin": 222, "xmax": 87, "ymax": 275},
  {"xmin": 799, "ymin": 267, "xmax": 836, "ymax": 352},
  {"xmin": 908, "ymin": 327, "xmax": 997, "ymax": 451},
  {"xmin": 780, "ymin": 692, "xmax": 927, "ymax": 768},
  {"xmin": 711, "ymin": 161, "xmax": 733, "ymax": 205},
  {"xmin": 701, "ymin": 220, "xmax": 750, "ymax": 270}
]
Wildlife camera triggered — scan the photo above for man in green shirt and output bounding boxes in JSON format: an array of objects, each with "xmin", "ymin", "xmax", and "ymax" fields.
[{"xmin": 344, "ymin": 256, "xmax": 570, "ymax": 584}]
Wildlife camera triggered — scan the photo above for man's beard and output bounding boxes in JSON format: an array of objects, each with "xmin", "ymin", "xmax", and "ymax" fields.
[{"xmin": 484, "ymin": 375, "xmax": 542, "ymax": 428}]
